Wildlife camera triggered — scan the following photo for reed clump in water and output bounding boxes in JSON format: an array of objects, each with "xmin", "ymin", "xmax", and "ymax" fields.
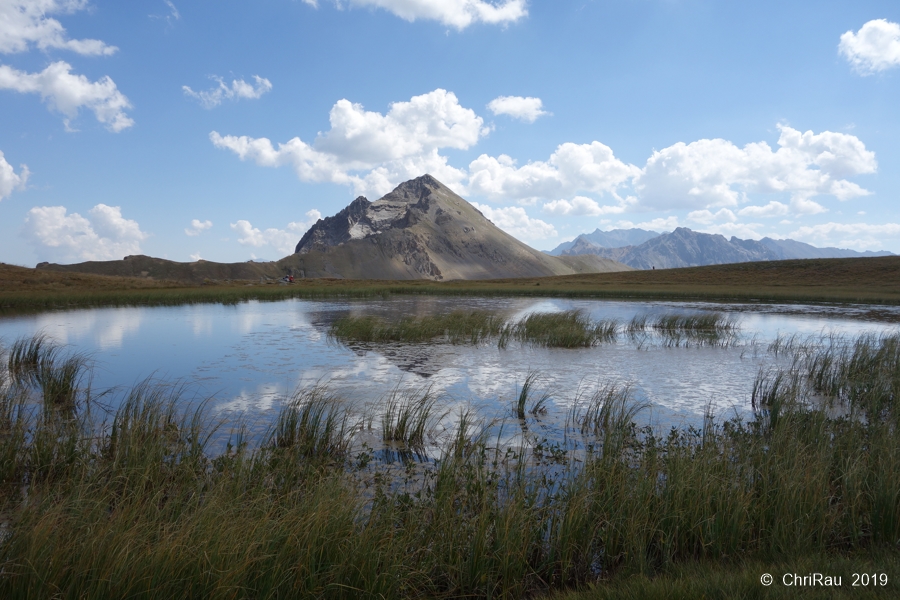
[
  {"xmin": 381, "ymin": 386, "xmax": 439, "ymax": 456},
  {"xmin": 332, "ymin": 309, "xmax": 740, "ymax": 350},
  {"xmin": 333, "ymin": 309, "xmax": 623, "ymax": 349},
  {"xmin": 513, "ymin": 371, "xmax": 551, "ymax": 421},
  {"xmin": 266, "ymin": 386, "xmax": 353, "ymax": 463},
  {"xmin": 2, "ymin": 332, "xmax": 900, "ymax": 598},
  {"xmin": 6, "ymin": 333, "xmax": 89, "ymax": 410},
  {"xmin": 329, "ymin": 310, "xmax": 505, "ymax": 344},
  {"xmin": 626, "ymin": 312, "xmax": 739, "ymax": 346},
  {"xmin": 504, "ymin": 309, "xmax": 619, "ymax": 348}
]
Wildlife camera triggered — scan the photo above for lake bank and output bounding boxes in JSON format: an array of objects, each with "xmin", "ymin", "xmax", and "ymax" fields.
[{"xmin": 4, "ymin": 256, "xmax": 900, "ymax": 314}]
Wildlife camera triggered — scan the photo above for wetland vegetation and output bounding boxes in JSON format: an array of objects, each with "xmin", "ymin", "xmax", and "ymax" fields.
[
  {"xmin": 2, "ymin": 330, "xmax": 900, "ymax": 598},
  {"xmin": 330, "ymin": 309, "xmax": 739, "ymax": 349}
]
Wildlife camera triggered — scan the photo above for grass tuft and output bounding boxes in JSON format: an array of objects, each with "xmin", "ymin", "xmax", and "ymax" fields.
[{"xmin": 381, "ymin": 385, "xmax": 439, "ymax": 456}]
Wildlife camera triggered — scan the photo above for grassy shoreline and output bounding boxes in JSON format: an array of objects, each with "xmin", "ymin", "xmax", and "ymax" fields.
[
  {"xmin": 3, "ymin": 256, "xmax": 900, "ymax": 314},
  {"xmin": 3, "ymin": 331, "xmax": 900, "ymax": 597}
]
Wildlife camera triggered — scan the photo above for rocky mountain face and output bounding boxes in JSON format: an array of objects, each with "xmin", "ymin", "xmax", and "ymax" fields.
[
  {"xmin": 548, "ymin": 228, "xmax": 660, "ymax": 255},
  {"xmin": 287, "ymin": 175, "xmax": 632, "ymax": 280},
  {"xmin": 559, "ymin": 227, "xmax": 893, "ymax": 269}
]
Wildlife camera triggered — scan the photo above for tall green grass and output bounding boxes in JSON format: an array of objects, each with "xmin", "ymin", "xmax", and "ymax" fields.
[
  {"xmin": 627, "ymin": 312, "xmax": 739, "ymax": 346},
  {"xmin": 381, "ymin": 385, "xmax": 439, "ymax": 456},
  {"xmin": 505, "ymin": 310, "xmax": 620, "ymax": 348},
  {"xmin": 513, "ymin": 371, "xmax": 551, "ymax": 421},
  {"xmin": 329, "ymin": 309, "xmax": 505, "ymax": 344},
  {"xmin": 331, "ymin": 309, "xmax": 739, "ymax": 350},
  {"xmin": 7, "ymin": 333, "xmax": 88, "ymax": 409},
  {"xmin": 2, "ymin": 332, "xmax": 900, "ymax": 598}
]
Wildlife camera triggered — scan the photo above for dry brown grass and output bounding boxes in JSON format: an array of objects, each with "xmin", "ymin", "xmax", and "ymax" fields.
[
  {"xmin": 3, "ymin": 256, "xmax": 900, "ymax": 312},
  {"xmin": 0, "ymin": 262, "xmax": 182, "ymax": 292}
]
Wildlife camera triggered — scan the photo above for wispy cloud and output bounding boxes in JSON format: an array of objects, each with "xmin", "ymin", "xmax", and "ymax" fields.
[
  {"xmin": 150, "ymin": 1, "xmax": 182, "ymax": 28},
  {"xmin": 183, "ymin": 75, "xmax": 273, "ymax": 109}
]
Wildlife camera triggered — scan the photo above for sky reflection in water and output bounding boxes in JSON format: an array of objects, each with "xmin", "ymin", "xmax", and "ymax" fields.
[{"xmin": 2, "ymin": 297, "xmax": 899, "ymax": 435}]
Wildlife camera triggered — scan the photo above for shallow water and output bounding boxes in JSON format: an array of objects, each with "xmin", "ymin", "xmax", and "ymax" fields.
[{"xmin": 2, "ymin": 297, "xmax": 899, "ymax": 438}]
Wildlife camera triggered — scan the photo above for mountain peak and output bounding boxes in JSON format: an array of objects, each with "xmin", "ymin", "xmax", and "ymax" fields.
[{"xmin": 290, "ymin": 174, "xmax": 632, "ymax": 280}]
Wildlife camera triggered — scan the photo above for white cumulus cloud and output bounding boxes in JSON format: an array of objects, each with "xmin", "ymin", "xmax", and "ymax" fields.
[
  {"xmin": 468, "ymin": 142, "xmax": 640, "ymax": 203},
  {"xmin": 693, "ymin": 222, "xmax": 764, "ymax": 240},
  {"xmin": 183, "ymin": 75, "xmax": 273, "ymax": 109},
  {"xmin": 231, "ymin": 210, "xmax": 322, "ymax": 256},
  {"xmin": 487, "ymin": 95, "xmax": 548, "ymax": 123},
  {"xmin": 789, "ymin": 222, "xmax": 900, "ymax": 250},
  {"xmin": 470, "ymin": 202, "xmax": 556, "ymax": 241},
  {"xmin": 618, "ymin": 216, "xmax": 680, "ymax": 232},
  {"xmin": 0, "ymin": 150, "xmax": 29, "ymax": 201},
  {"xmin": 185, "ymin": 219, "xmax": 212, "ymax": 236},
  {"xmin": 634, "ymin": 125, "xmax": 876, "ymax": 211},
  {"xmin": 687, "ymin": 208, "xmax": 737, "ymax": 225},
  {"xmin": 22, "ymin": 204, "xmax": 148, "ymax": 263},
  {"xmin": 542, "ymin": 196, "xmax": 618, "ymax": 217},
  {"xmin": 212, "ymin": 89, "xmax": 485, "ymax": 199},
  {"xmin": 0, "ymin": 0, "xmax": 117, "ymax": 56},
  {"xmin": 0, "ymin": 61, "xmax": 133, "ymax": 131},
  {"xmin": 737, "ymin": 201, "xmax": 790, "ymax": 218},
  {"xmin": 839, "ymin": 19, "xmax": 900, "ymax": 74},
  {"xmin": 343, "ymin": 0, "xmax": 527, "ymax": 29}
]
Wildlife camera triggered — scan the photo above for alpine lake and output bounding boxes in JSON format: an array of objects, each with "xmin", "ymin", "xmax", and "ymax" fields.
[
  {"xmin": 6, "ymin": 295, "xmax": 900, "ymax": 598},
  {"xmin": 3, "ymin": 296, "xmax": 899, "ymax": 456}
]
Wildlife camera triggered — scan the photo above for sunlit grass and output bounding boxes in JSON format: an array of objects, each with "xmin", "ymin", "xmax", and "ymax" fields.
[{"xmin": 2, "ymin": 332, "xmax": 900, "ymax": 597}]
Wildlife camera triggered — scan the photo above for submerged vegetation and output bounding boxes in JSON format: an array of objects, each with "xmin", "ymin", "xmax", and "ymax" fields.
[
  {"xmin": 331, "ymin": 309, "xmax": 739, "ymax": 349},
  {"xmin": 1, "ymin": 330, "xmax": 900, "ymax": 597}
]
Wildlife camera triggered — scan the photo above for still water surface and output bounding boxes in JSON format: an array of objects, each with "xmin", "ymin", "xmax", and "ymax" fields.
[{"xmin": 2, "ymin": 297, "xmax": 899, "ymax": 434}]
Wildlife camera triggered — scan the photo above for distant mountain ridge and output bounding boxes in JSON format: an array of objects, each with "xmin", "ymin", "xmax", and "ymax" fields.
[
  {"xmin": 557, "ymin": 227, "xmax": 893, "ymax": 269},
  {"xmin": 548, "ymin": 228, "xmax": 661, "ymax": 255}
]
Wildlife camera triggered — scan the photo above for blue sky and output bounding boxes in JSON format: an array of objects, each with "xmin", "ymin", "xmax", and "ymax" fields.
[{"xmin": 1, "ymin": 0, "xmax": 900, "ymax": 265}]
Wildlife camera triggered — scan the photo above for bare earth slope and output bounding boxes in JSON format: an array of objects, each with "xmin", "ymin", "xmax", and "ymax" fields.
[{"xmin": 288, "ymin": 175, "xmax": 632, "ymax": 280}]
